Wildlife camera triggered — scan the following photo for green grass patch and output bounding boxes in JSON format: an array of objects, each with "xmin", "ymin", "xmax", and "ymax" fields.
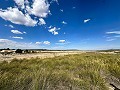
[{"xmin": 0, "ymin": 53, "xmax": 120, "ymax": 90}]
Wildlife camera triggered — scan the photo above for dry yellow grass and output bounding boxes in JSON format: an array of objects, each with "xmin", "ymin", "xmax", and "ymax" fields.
[{"xmin": 0, "ymin": 53, "xmax": 120, "ymax": 90}]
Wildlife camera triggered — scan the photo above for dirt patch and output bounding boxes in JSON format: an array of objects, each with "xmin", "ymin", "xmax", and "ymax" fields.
[{"xmin": 0, "ymin": 51, "xmax": 83, "ymax": 62}]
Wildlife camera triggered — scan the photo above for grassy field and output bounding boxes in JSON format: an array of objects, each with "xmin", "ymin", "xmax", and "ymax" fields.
[{"xmin": 0, "ymin": 53, "xmax": 120, "ymax": 90}]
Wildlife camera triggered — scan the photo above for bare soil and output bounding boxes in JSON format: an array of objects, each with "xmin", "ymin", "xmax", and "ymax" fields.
[{"xmin": 0, "ymin": 51, "xmax": 83, "ymax": 62}]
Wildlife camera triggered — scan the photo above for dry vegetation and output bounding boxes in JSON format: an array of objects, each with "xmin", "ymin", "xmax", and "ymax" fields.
[
  {"xmin": 0, "ymin": 51, "xmax": 82, "ymax": 62},
  {"xmin": 0, "ymin": 53, "xmax": 120, "ymax": 90}
]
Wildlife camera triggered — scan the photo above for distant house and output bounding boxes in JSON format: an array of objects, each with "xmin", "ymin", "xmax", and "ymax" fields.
[
  {"xmin": 114, "ymin": 51, "xmax": 120, "ymax": 53},
  {"xmin": 0, "ymin": 50, "xmax": 16, "ymax": 55}
]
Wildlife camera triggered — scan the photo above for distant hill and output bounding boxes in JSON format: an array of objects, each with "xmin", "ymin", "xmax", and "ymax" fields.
[{"xmin": 97, "ymin": 49, "xmax": 120, "ymax": 52}]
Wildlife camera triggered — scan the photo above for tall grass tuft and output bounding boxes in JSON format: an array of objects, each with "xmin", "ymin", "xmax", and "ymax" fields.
[{"xmin": 0, "ymin": 53, "xmax": 120, "ymax": 90}]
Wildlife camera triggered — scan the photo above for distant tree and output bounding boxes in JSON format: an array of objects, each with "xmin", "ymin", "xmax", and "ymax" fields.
[
  {"xmin": 31, "ymin": 51, "xmax": 35, "ymax": 53},
  {"xmin": 6, "ymin": 48, "xmax": 10, "ymax": 50},
  {"xmin": 15, "ymin": 49, "xmax": 22, "ymax": 53},
  {"xmin": 25, "ymin": 49, "xmax": 29, "ymax": 53},
  {"xmin": 3, "ymin": 48, "xmax": 10, "ymax": 50}
]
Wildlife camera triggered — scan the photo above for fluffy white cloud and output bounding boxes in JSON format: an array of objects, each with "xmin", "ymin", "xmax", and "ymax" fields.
[
  {"xmin": 62, "ymin": 21, "xmax": 67, "ymax": 24},
  {"xmin": 48, "ymin": 27, "xmax": 60, "ymax": 35},
  {"xmin": 14, "ymin": 0, "xmax": 25, "ymax": 9},
  {"xmin": 84, "ymin": 19, "xmax": 91, "ymax": 23},
  {"xmin": 35, "ymin": 41, "xmax": 51, "ymax": 45},
  {"xmin": 11, "ymin": 30, "xmax": 27, "ymax": 34},
  {"xmin": 59, "ymin": 40, "xmax": 65, "ymax": 43},
  {"xmin": 35, "ymin": 42, "xmax": 42, "ymax": 45},
  {"xmin": 0, "ymin": 39, "xmax": 12, "ymax": 43},
  {"xmin": 38, "ymin": 18, "xmax": 46, "ymax": 25},
  {"xmin": 26, "ymin": 0, "xmax": 50, "ymax": 18},
  {"xmin": 11, "ymin": 30, "xmax": 23, "ymax": 34},
  {"xmin": 43, "ymin": 41, "xmax": 50, "ymax": 45},
  {"xmin": 0, "ymin": 0, "xmax": 51, "ymax": 27},
  {"xmin": 0, "ymin": 39, "xmax": 41, "ymax": 49},
  {"xmin": 106, "ymin": 31, "xmax": 120, "ymax": 34},
  {"xmin": 0, "ymin": 7, "xmax": 37, "ymax": 26},
  {"xmin": 12, "ymin": 36, "xmax": 23, "ymax": 39},
  {"xmin": 0, "ymin": 39, "xmax": 21, "ymax": 48},
  {"xmin": 54, "ymin": 32, "xmax": 58, "ymax": 35}
]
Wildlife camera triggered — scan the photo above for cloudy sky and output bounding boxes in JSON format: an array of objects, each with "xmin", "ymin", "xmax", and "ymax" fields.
[{"xmin": 0, "ymin": 0, "xmax": 120, "ymax": 50}]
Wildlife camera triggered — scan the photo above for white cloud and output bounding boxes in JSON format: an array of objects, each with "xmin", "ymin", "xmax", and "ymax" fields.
[
  {"xmin": 60, "ymin": 9, "xmax": 63, "ymax": 12},
  {"xmin": 0, "ymin": 39, "xmax": 12, "ymax": 43},
  {"xmin": 0, "ymin": 7, "xmax": 37, "ymax": 26},
  {"xmin": 50, "ymin": 0, "xmax": 59, "ymax": 5},
  {"xmin": 114, "ymin": 35, "xmax": 120, "ymax": 38},
  {"xmin": 11, "ymin": 30, "xmax": 22, "ymax": 34},
  {"xmin": 11, "ymin": 30, "xmax": 27, "ymax": 34},
  {"xmin": 0, "ymin": 39, "xmax": 16, "ymax": 48},
  {"xmin": 12, "ymin": 36, "xmax": 23, "ymax": 39},
  {"xmin": 11, "ymin": 30, "xmax": 23, "ymax": 34},
  {"xmin": 9, "ymin": 25, "xmax": 14, "ymax": 28},
  {"xmin": 0, "ymin": 39, "xmax": 21, "ymax": 48},
  {"xmin": 105, "ymin": 34, "xmax": 120, "ymax": 42},
  {"xmin": 23, "ymin": 31, "xmax": 27, "ymax": 34},
  {"xmin": 55, "ymin": 0, "xmax": 59, "ymax": 4},
  {"xmin": 106, "ymin": 38, "xmax": 116, "ymax": 41},
  {"xmin": 5, "ymin": 24, "xmax": 14, "ymax": 28},
  {"xmin": 0, "ymin": 0, "xmax": 51, "ymax": 27},
  {"xmin": 26, "ymin": 0, "xmax": 50, "ymax": 18},
  {"xmin": 35, "ymin": 41, "xmax": 51, "ymax": 45},
  {"xmin": 14, "ymin": 0, "xmax": 25, "ymax": 9},
  {"xmin": 59, "ymin": 40, "xmax": 65, "ymax": 43},
  {"xmin": 84, "ymin": 19, "xmax": 91, "ymax": 23},
  {"xmin": 105, "ymin": 31, "xmax": 120, "ymax": 42},
  {"xmin": 54, "ymin": 31, "xmax": 58, "ymax": 35},
  {"xmin": 43, "ymin": 41, "xmax": 50, "ymax": 45},
  {"xmin": 56, "ymin": 40, "xmax": 70, "ymax": 45},
  {"xmin": 35, "ymin": 42, "xmax": 42, "ymax": 45},
  {"xmin": 48, "ymin": 25, "xmax": 52, "ymax": 28},
  {"xmin": 0, "ymin": 39, "xmax": 42, "ymax": 49},
  {"xmin": 106, "ymin": 31, "xmax": 120, "ymax": 34},
  {"xmin": 62, "ymin": 21, "xmax": 67, "ymax": 24},
  {"xmin": 48, "ymin": 27, "xmax": 60, "ymax": 35},
  {"xmin": 72, "ymin": 7, "xmax": 76, "ymax": 9},
  {"xmin": 24, "ymin": 0, "xmax": 29, "ymax": 5},
  {"xmin": 38, "ymin": 18, "xmax": 46, "ymax": 25},
  {"xmin": 29, "ymin": 42, "xmax": 32, "ymax": 44}
]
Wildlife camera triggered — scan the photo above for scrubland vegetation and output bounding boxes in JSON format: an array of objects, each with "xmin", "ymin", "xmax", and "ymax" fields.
[{"xmin": 0, "ymin": 53, "xmax": 120, "ymax": 90}]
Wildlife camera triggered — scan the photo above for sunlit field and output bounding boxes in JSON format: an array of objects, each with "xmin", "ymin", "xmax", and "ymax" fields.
[{"xmin": 0, "ymin": 53, "xmax": 120, "ymax": 90}]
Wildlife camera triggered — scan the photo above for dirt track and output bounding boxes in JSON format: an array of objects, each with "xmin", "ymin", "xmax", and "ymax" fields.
[{"xmin": 0, "ymin": 51, "xmax": 83, "ymax": 62}]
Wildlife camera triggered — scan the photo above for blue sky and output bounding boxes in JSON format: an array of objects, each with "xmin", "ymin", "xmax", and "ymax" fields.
[{"xmin": 0, "ymin": 0, "xmax": 120, "ymax": 50}]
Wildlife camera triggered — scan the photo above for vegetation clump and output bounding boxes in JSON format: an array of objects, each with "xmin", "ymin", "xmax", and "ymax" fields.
[{"xmin": 0, "ymin": 53, "xmax": 120, "ymax": 90}]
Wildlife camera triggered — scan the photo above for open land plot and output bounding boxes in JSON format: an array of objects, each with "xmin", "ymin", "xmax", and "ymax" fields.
[
  {"xmin": 0, "ymin": 51, "xmax": 84, "ymax": 62},
  {"xmin": 0, "ymin": 53, "xmax": 120, "ymax": 90}
]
